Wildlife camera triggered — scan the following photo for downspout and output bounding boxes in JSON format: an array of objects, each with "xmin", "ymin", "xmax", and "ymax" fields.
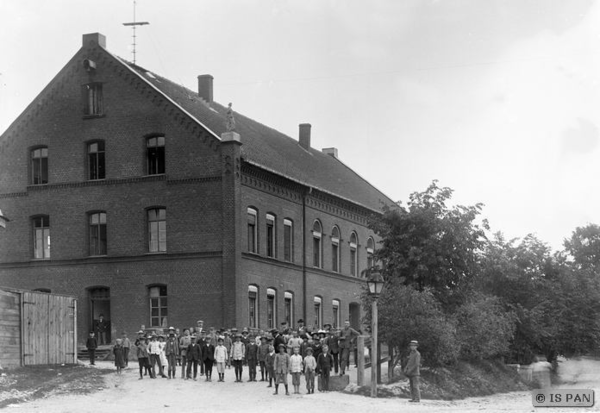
[{"xmin": 302, "ymin": 187, "xmax": 311, "ymax": 324}]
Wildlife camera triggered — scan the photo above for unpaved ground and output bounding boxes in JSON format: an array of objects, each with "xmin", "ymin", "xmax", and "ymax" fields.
[{"xmin": 3, "ymin": 357, "xmax": 600, "ymax": 413}]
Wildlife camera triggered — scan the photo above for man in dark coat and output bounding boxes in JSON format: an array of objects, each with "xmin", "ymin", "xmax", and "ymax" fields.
[
  {"xmin": 186, "ymin": 336, "xmax": 202, "ymax": 380},
  {"xmin": 94, "ymin": 314, "xmax": 109, "ymax": 345},
  {"xmin": 338, "ymin": 320, "xmax": 359, "ymax": 375},
  {"xmin": 403, "ymin": 340, "xmax": 421, "ymax": 402}
]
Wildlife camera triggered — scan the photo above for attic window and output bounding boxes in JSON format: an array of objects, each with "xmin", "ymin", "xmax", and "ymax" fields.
[{"xmin": 82, "ymin": 83, "xmax": 103, "ymax": 117}]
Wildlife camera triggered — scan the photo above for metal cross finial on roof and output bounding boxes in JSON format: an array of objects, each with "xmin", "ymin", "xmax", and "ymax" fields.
[
  {"xmin": 226, "ymin": 102, "xmax": 236, "ymax": 132},
  {"xmin": 122, "ymin": 0, "xmax": 149, "ymax": 64}
]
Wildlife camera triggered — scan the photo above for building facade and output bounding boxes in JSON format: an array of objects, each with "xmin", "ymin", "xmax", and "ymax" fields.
[{"xmin": 0, "ymin": 33, "xmax": 394, "ymax": 344}]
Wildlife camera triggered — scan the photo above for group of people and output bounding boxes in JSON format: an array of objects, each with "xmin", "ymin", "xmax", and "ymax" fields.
[
  {"xmin": 86, "ymin": 318, "xmax": 364, "ymax": 394},
  {"xmin": 85, "ymin": 318, "xmax": 422, "ymax": 400}
]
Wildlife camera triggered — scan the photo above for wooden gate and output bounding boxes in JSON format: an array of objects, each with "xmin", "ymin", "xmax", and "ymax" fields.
[{"xmin": 22, "ymin": 292, "xmax": 77, "ymax": 365}]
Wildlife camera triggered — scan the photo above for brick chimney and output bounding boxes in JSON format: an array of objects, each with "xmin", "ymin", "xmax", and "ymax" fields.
[
  {"xmin": 82, "ymin": 33, "xmax": 106, "ymax": 48},
  {"xmin": 299, "ymin": 123, "xmax": 311, "ymax": 150},
  {"xmin": 322, "ymin": 147, "xmax": 338, "ymax": 159},
  {"xmin": 197, "ymin": 74, "xmax": 214, "ymax": 103}
]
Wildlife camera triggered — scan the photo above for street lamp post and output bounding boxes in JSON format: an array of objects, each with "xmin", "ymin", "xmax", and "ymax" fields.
[{"xmin": 366, "ymin": 268, "xmax": 384, "ymax": 398}]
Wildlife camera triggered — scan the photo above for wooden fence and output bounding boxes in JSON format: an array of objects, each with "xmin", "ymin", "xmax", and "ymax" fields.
[{"xmin": 0, "ymin": 287, "xmax": 77, "ymax": 368}]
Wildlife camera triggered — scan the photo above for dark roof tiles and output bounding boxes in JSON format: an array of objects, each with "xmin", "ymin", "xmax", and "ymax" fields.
[{"xmin": 122, "ymin": 59, "xmax": 394, "ymax": 212}]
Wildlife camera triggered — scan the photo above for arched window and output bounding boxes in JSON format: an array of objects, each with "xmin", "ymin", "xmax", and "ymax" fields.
[
  {"xmin": 313, "ymin": 296, "xmax": 322, "ymax": 328},
  {"xmin": 248, "ymin": 285, "xmax": 258, "ymax": 328},
  {"xmin": 350, "ymin": 232, "xmax": 358, "ymax": 276},
  {"xmin": 267, "ymin": 288, "xmax": 277, "ymax": 329},
  {"xmin": 149, "ymin": 285, "xmax": 168, "ymax": 328},
  {"xmin": 366, "ymin": 237, "xmax": 375, "ymax": 272},
  {"xmin": 331, "ymin": 226, "xmax": 340, "ymax": 272},
  {"xmin": 247, "ymin": 208, "xmax": 258, "ymax": 253},
  {"xmin": 146, "ymin": 135, "xmax": 165, "ymax": 175},
  {"xmin": 332, "ymin": 299, "xmax": 341, "ymax": 329},
  {"xmin": 312, "ymin": 220, "xmax": 323, "ymax": 268},
  {"xmin": 284, "ymin": 291, "xmax": 294, "ymax": 326},
  {"xmin": 266, "ymin": 213, "xmax": 276, "ymax": 257},
  {"xmin": 31, "ymin": 147, "xmax": 48, "ymax": 185},
  {"xmin": 283, "ymin": 219, "xmax": 293, "ymax": 262}
]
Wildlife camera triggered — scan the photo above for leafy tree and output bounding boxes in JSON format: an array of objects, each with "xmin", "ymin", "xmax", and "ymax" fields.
[
  {"xmin": 563, "ymin": 224, "xmax": 600, "ymax": 269},
  {"xmin": 370, "ymin": 181, "xmax": 488, "ymax": 310}
]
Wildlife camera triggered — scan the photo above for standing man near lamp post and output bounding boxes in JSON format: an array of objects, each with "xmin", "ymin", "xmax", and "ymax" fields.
[{"xmin": 404, "ymin": 340, "xmax": 421, "ymax": 403}]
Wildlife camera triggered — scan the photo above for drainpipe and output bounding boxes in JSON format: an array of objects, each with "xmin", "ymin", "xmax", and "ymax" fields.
[{"xmin": 302, "ymin": 187, "xmax": 311, "ymax": 324}]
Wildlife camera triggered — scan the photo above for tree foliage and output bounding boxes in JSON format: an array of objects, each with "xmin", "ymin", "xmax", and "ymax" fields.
[
  {"xmin": 370, "ymin": 181, "xmax": 488, "ymax": 310},
  {"xmin": 366, "ymin": 181, "xmax": 600, "ymax": 367}
]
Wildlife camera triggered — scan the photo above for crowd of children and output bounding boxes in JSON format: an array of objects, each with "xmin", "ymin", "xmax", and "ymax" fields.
[{"xmin": 88, "ymin": 318, "xmax": 361, "ymax": 396}]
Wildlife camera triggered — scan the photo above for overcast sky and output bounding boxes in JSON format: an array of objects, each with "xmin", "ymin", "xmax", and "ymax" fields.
[{"xmin": 1, "ymin": 0, "xmax": 598, "ymax": 251}]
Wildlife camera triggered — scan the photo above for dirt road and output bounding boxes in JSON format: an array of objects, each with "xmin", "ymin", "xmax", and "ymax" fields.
[{"xmin": 4, "ymin": 357, "xmax": 600, "ymax": 413}]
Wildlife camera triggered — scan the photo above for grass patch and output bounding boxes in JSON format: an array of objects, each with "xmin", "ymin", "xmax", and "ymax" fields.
[
  {"xmin": 0, "ymin": 364, "xmax": 112, "ymax": 408},
  {"xmin": 347, "ymin": 359, "xmax": 531, "ymax": 400}
]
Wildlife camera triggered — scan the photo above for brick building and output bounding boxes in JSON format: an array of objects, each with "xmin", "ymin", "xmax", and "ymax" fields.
[{"xmin": 0, "ymin": 33, "xmax": 395, "ymax": 344}]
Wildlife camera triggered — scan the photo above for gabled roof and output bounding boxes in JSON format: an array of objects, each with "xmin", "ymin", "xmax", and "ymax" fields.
[{"xmin": 113, "ymin": 55, "xmax": 395, "ymax": 212}]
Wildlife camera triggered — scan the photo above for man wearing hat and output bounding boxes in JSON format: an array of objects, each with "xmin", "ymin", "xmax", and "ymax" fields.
[
  {"xmin": 165, "ymin": 330, "xmax": 179, "ymax": 379},
  {"xmin": 338, "ymin": 320, "xmax": 359, "ymax": 376},
  {"xmin": 179, "ymin": 329, "xmax": 192, "ymax": 379},
  {"xmin": 327, "ymin": 328, "xmax": 341, "ymax": 374},
  {"xmin": 186, "ymin": 335, "xmax": 202, "ymax": 380},
  {"xmin": 403, "ymin": 340, "xmax": 421, "ymax": 402}
]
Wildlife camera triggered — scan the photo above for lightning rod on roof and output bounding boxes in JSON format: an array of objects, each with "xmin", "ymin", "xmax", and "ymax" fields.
[{"xmin": 122, "ymin": 0, "xmax": 149, "ymax": 64}]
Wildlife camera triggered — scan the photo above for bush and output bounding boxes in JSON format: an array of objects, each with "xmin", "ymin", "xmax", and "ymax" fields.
[
  {"xmin": 455, "ymin": 293, "xmax": 516, "ymax": 360},
  {"xmin": 372, "ymin": 281, "xmax": 460, "ymax": 367}
]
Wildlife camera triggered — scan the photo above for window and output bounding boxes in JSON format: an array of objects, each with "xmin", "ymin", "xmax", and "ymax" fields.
[
  {"xmin": 88, "ymin": 141, "xmax": 105, "ymax": 180},
  {"xmin": 332, "ymin": 299, "xmax": 341, "ymax": 329},
  {"xmin": 331, "ymin": 226, "xmax": 340, "ymax": 272},
  {"xmin": 314, "ymin": 296, "xmax": 322, "ymax": 329},
  {"xmin": 350, "ymin": 232, "xmax": 358, "ymax": 276},
  {"xmin": 284, "ymin": 291, "xmax": 293, "ymax": 326},
  {"xmin": 248, "ymin": 285, "xmax": 258, "ymax": 328},
  {"xmin": 149, "ymin": 285, "xmax": 168, "ymax": 328},
  {"xmin": 267, "ymin": 288, "xmax": 276, "ymax": 329},
  {"xmin": 148, "ymin": 208, "xmax": 167, "ymax": 252},
  {"xmin": 366, "ymin": 237, "xmax": 375, "ymax": 272},
  {"xmin": 31, "ymin": 147, "xmax": 48, "ymax": 185},
  {"xmin": 247, "ymin": 208, "xmax": 258, "ymax": 253},
  {"xmin": 312, "ymin": 220, "xmax": 322, "ymax": 268},
  {"xmin": 89, "ymin": 212, "xmax": 107, "ymax": 256},
  {"xmin": 33, "ymin": 215, "xmax": 50, "ymax": 259},
  {"xmin": 266, "ymin": 214, "xmax": 276, "ymax": 257},
  {"xmin": 83, "ymin": 83, "xmax": 103, "ymax": 116},
  {"xmin": 146, "ymin": 136, "xmax": 165, "ymax": 175},
  {"xmin": 283, "ymin": 219, "xmax": 293, "ymax": 262}
]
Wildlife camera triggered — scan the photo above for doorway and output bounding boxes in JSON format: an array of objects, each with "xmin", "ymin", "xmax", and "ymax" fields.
[{"xmin": 89, "ymin": 287, "xmax": 111, "ymax": 344}]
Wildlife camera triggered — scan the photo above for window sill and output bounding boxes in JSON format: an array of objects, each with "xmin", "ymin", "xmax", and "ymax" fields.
[
  {"xmin": 146, "ymin": 251, "xmax": 167, "ymax": 255},
  {"xmin": 83, "ymin": 114, "xmax": 106, "ymax": 120}
]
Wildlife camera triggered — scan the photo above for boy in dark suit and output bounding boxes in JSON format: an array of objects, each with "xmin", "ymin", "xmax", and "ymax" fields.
[
  {"xmin": 86, "ymin": 331, "xmax": 98, "ymax": 365},
  {"xmin": 202, "ymin": 338, "xmax": 215, "ymax": 381}
]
